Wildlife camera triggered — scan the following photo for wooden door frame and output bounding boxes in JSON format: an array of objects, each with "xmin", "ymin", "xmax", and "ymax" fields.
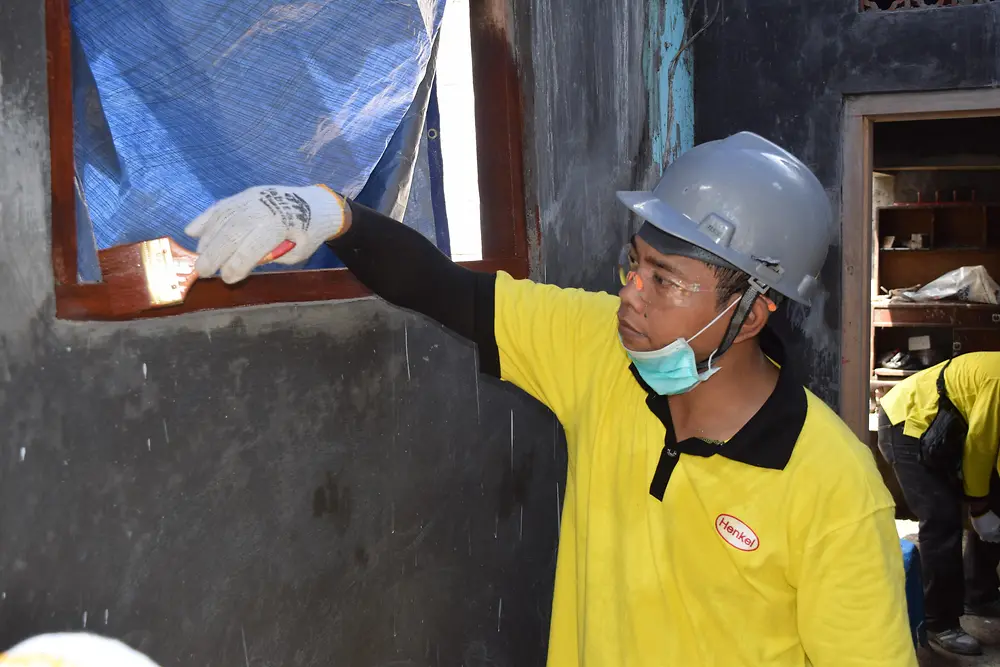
[{"xmin": 840, "ymin": 89, "xmax": 1000, "ymax": 439}]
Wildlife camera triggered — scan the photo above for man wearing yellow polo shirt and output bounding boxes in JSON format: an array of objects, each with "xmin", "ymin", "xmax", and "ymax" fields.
[
  {"xmin": 186, "ymin": 132, "xmax": 916, "ymax": 665},
  {"xmin": 878, "ymin": 352, "xmax": 1000, "ymax": 655}
]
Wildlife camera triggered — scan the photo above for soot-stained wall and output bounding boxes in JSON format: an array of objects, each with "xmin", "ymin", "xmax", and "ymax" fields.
[
  {"xmin": 0, "ymin": 0, "xmax": 689, "ymax": 664},
  {"xmin": 693, "ymin": 0, "xmax": 1000, "ymax": 406}
]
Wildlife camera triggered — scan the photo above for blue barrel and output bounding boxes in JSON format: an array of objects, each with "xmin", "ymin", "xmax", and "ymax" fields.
[{"xmin": 900, "ymin": 538, "xmax": 927, "ymax": 648}]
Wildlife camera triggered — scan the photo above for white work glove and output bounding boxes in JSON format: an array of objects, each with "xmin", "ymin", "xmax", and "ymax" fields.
[
  {"xmin": 1, "ymin": 632, "xmax": 161, "ymax": 666},
  {"xmin": 971, "ymin": 510, "xmax": 1000, "ymax": 543},
  {"xmin": 185, "ymin": 184, "xmax": 347, "ymax": 284}
]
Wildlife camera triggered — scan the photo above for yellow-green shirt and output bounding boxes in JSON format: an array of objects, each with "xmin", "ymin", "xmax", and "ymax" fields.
[
  {"xmin": 493, "ymin": 272, "xmax": 916, "ymax": 667},
  {"xmin": 880, "ymin": 352, "xmax": 1000, "ymax": 497}
]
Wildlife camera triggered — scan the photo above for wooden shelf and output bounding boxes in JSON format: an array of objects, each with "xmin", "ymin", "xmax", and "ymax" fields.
[
  {"xmin": 874, "ymin": 302, "xmax": 1000, "ymax": 310},
  {"xmin": 873, "ymin": 367, "xmax": 919, "ymax": 377},
  {"xmin": 880, "ymin": 246, "xmax": 996, "ymax": 252},
  {"xmin": 877, "ymin": 203, "xmax": 1000, "ymax": 210},
  {"xmin": 872, "ymin": 178, "xmax": 1000, "ymax": 401},
  {"xmin": 875, "ymin": 165, "xmax": 1000, "ymax": 173},
  {"xmin": 873, "ymin": 302, "xmax": 1000, "ymax": 328}
]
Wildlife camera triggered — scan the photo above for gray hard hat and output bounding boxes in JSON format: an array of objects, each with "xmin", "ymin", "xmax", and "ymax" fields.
[{"xmin": 617, "ymin": 132, "xmax": 833, "ymax": 305}]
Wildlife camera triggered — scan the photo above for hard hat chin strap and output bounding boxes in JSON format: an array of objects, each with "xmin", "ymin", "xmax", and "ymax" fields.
[{"xmin": 695, "ymin": 277, "xmax": 769, "ymax": 374}]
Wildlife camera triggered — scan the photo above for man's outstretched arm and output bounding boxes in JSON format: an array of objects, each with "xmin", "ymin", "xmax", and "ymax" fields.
[
  {"xmin": 186, "ymin": 184, "xmax": 613, "ymax": 423},
  {"xmin": 185, "ymin": 185, "xmax": 500, "ymax": 375},
  {"xmin": 328, "ymin": 199, "xmax": 500, "ymax": 376}
]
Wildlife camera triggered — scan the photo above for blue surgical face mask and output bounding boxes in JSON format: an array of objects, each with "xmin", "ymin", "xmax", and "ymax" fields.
[{"xmin": 621, "ymin": 299, "xmax": 738, "ymax": 396}]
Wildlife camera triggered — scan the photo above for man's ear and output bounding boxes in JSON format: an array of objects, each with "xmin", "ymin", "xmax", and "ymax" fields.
[{"xmin": 732, "ymin": 294, "xmax": 772, "ymax": 345}]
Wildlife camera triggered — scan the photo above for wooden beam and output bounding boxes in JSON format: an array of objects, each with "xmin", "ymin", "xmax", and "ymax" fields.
[
  {"xmin": 54, "ymin": 257, "xmax": 529, "ymax": 321},
  {"xmin": 45, "ymin": 0, "xmax": 78, "ymax": 285},
  {"xmin": 468, "ymin": 0, "xmax": 530, "ymax": 262},
  {"xmin": 840, "ymin": 101, "xmax": 873, "ymax": 440}
]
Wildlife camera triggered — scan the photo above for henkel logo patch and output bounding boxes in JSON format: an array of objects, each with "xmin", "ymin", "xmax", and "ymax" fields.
[{"xmin": 716, "ymin": 514, "xmax": 759, "ymax": 552}]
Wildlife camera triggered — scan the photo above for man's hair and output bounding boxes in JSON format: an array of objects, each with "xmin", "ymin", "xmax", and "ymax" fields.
[{"xmin": 711, "ymin": 265, "xmax": 785, "ymax": 309}]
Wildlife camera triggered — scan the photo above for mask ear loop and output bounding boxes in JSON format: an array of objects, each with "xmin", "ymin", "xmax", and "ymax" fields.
[
  {"xmin": 695, "ymin": 278, "xmax": 770, "ymax": 374},
  {"xmin": 703, "ymin": 347, "xmax": 720, "ymax": 376}
]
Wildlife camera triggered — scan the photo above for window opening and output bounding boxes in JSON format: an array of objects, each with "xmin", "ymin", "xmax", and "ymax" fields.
[
  {"xmin": 435, "ymin": 0, "xmax": 484, "ymax": 262},
  {"xmin": 48, "ymin": 0, "xmax": 531, "ymax": 320},
  {"xmin": 69, "ymin": 1, "xmax": 448, "ymax": 279}
]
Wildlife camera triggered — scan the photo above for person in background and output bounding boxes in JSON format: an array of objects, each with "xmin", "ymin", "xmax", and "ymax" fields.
[
  {"xmin": 0, "ymin": 633, "xmax": 160, "ymax": 667},
  {"xmin": 878, "ymin": 351, "xmax": 1000, "ymax": 656},
  {"xmin": 186, "ymin": 132, "xmax": 917, "ymax": 666}
]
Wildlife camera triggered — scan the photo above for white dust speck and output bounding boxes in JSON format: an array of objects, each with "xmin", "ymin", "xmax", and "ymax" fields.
[
  {"xmin": 142, "ymin": 363, "xmax": 147, "ymax": 380},
  {"xmin": 510, "ymin": 410, "xmax": 514, "ymax": 471},
  {"xmin": 19, "ymin": 447, "xmax": 25, "ymax": 462},
  {"xmin": 553, "ymin": 418, "xmax": 558, "ymax": 460},
  {"xmin": 474, "ymin": 359, "xmax": 481, "ymax": 423},
  {"xmin": 497, "ymin": 598, "xmax": 503, "ymax": 632},
  {"xmin": 162, "ymin": 419, "xmax": 170, "ymax": 444},
  {"xmin": 82, "ymin": 611, "xmax": 88, "ymax": 628},
  {"xmin": 241, "ymin": 626, "xmax": 250, "ymax": 667},
  {"xmin": 1, "ymin": 592, "xmax": 6, "ymax": 600},
  {"xmin": 147, "ymin": 438, "xmax": 151, "ymax": 452},
  {"xmin": 404, "ymin": 324, "xmax": 411, "ymax": 381},
  {"xmin": 104, "ymin": 609, "xmax": 109, "ymax": 625},
  {"xmin": 555, "ymin": 483, "xmax": 561, "ymax": 532}
]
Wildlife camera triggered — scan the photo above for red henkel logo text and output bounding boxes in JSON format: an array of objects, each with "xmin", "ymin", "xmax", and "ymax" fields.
[{"xmin": 716, "ymin": 514, "xmax": 759, "ymax": 552}]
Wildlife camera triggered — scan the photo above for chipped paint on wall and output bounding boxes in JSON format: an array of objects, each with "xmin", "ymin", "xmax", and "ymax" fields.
[{"xmin": 644, "ymin": 0, "xmax": 694, "ymax": 171}]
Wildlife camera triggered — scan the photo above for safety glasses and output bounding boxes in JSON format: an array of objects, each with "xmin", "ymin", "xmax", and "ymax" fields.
[{"xmin": 616, "ymin": 243, "xmax": 706, "ymax": 307}]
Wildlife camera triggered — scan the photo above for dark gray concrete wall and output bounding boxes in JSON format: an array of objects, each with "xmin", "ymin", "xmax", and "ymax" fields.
[
  {"xmin": 693, "ymin": 0, "xmax": 1000, "ymax": 406},
  {"xmin": 0, "ymin": 0, "xmax": 661, "ymax": 665}
]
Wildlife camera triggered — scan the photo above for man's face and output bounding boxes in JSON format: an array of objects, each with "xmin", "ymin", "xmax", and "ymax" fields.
[{"xmin": 617, "ymin": 236, "xmax": 735, "ymax": 354}]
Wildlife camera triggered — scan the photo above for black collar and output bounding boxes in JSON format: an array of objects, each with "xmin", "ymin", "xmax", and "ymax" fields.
[{"xmin": 630, "ymin": 326, "xmax": 807, "ymax": 501}]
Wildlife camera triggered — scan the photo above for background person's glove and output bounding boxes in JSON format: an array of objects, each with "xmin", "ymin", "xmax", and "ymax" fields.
[
  {"xmin": 185, "ymin": 184, "xmax": 347, "ymax": 284},
  {"xmin": 971, "ymin": 509, "xmax": 1000, "ymax": 543}
]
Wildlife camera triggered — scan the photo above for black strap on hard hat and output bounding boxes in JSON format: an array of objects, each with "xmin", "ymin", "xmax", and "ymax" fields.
[{"xmin": 695, "ymin": 277, "xmax": 769, "ymax": 374}]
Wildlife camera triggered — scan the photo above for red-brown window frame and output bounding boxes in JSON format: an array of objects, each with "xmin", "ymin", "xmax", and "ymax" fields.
[{"xmin": 46, "ymin": 0, "xmax": 532, "ymax": 321}]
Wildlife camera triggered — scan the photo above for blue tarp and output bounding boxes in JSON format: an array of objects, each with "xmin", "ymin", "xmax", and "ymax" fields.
[{"xmin": 71, "ymin": 0, "xmax": 446, "ymax": 276}]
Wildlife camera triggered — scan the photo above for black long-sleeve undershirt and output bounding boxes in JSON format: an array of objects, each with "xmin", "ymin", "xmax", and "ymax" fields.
[{"xmin": 326, "ymin": 200, "xmax": 501, "ymax": 377}]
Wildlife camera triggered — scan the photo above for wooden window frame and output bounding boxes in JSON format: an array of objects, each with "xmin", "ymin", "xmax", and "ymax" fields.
[
  {"xmin": 839, "ymin": 89, "xmax": 1000, "ymax": 439},
  {"xmin": 46, "ymin": 0, "xmax": 533, "ymax": 321}
]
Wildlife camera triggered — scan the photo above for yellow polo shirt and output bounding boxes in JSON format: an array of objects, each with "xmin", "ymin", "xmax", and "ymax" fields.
[
  {"xmin": 880, "ymin": 352, "xmax": 1000, "ymax": 497},
  {"xmin": 491, "ymin": 272, "xmax": 916, "ymax": 667}
]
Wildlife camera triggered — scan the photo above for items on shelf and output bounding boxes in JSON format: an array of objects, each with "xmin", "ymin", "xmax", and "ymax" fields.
[
  {"xmin": 878, "ymin": 350, "xmax": 922, "ymax": 372},
  {"xmin": 870, "ymin": 171, "xmax": 1000, "ymax": 406},
  {"xmin": 897, "ymin": 265, "xmax": 1000, "ymax": 305},
  {"xmin": 877, "ymin": 343, "xmax": 944, "ymax": 374},
  {"xmin": 881, "ymin": 233, "xmax": 928, "ymax": 250}
]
